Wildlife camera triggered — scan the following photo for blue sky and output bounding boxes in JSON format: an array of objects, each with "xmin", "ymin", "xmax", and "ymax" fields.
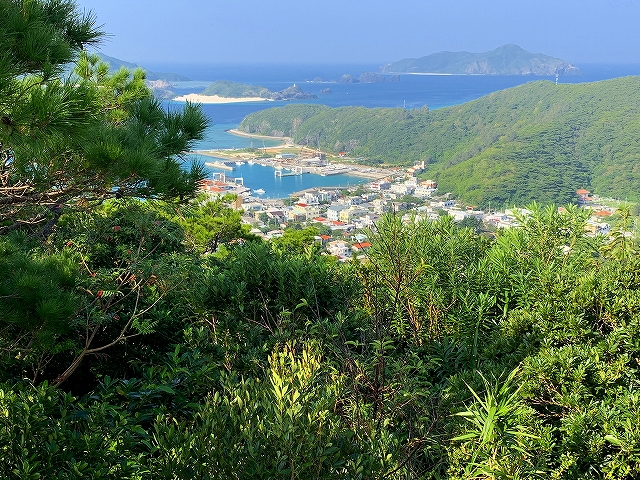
[{"xmin": 74, "ymin": 0, "xmax": 640, "ymax": 66}]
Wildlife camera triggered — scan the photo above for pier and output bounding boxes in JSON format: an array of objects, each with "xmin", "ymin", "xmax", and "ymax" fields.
[{"xmin": 274, "ymin": 166, "xmax": 305, "ymax": 177}]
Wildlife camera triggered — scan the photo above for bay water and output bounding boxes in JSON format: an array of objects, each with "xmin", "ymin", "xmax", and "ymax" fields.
[{"xmin": 160, "ymin": 62, "xmax": 640, "ymax": 198}]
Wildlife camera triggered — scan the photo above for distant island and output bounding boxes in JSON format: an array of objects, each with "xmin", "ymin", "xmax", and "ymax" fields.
[
  {"xmin": 309, "ymin": 72, "xmax": 399, "ymax": 83},
  {"xmin": 339, "ymin": 72, "xmax": 399, "ymax": 83},
  {"xmin": 173, "ymin": 80, "xmax": 317, "ymax": 103},
  {"xmin": 381, "ymin": 44, "xmax": 581, "ymax": 76}
]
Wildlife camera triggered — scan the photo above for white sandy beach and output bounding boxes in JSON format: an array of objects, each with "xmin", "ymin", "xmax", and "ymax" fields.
[{"xmin": 172, "ymin": 93, "xmax": 272, "ymax": 104}]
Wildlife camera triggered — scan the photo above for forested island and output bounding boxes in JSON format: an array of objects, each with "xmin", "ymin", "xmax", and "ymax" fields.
[
  {"xmin": 4, "ymin": 2, "xmax": 640, "ymax": 479},
  {"xmin": 238, "ymin": 76, "xmax": 640, "ymax": 207},
  {"xmin": 198, "ymin": 79, "xmax": 317, "ymax": 101},
  {"xmin": 382, "ymin": 44, "xmax": 582, "ymax": 76}
]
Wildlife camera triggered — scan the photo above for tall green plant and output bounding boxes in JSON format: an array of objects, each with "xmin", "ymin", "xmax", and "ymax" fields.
[
  {"xmin": 450, "ymin": 368, "xmax": 548, "ymax": 479},
  {"xmin": 148, "ymin": 343, "xmax": 372, "ymax": 479}
]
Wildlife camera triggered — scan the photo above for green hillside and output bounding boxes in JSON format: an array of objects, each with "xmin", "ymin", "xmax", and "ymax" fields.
[
  {"xmin": 201, "ymin": 80, "xmax": 272, "ymax": 98},
  {"xmin": 200, "ymin": 80, "xmax": 317, "ymax": 101},
  {"xmin": 238, "ymin": 76, "xmax": 640, "ymax": 206}
]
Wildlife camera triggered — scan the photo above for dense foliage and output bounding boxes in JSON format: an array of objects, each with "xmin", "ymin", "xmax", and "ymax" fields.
[
  {"xmin": 0, "ymin": 0, "xmax": 208, "ymax": 235},
  {"xmin": 4, "ymin": 201, "xmax": 640, "ymax": 479},
  {"xmin": 201, "ymin": 80, "xmax": 272, "ymax": 99},
  {"xmin": 239, "ymin": 77, "xmax": 640, "ymax": 206},
  {"xmin": 4, "ymin": 2, "xmax": 640, "ymax": 479}
]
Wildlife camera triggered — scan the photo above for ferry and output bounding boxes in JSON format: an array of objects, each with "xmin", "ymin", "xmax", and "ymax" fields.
[{"xmin": 253, "ymin": 188, "xmax": 266, "ymax": 195}]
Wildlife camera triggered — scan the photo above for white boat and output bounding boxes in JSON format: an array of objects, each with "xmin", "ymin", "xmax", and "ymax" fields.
[
  {"xmin": 235, "ymin": 161, "xmax": 246, "ymax": 166},
  {"xmin": 253, "ymin": 188, "xmax": 266, "ymax": 194}
]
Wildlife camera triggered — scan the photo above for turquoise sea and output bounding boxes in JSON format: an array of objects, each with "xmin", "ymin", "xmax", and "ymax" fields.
[{"xmin": 159, "ymin": 62, "xmax": 640, "ymax": 198}]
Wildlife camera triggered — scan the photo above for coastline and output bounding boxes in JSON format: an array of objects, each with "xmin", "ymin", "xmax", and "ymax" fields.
[
  {"xmin": 193, "ymin": 149, "xmax": 389, "ymax": 181},
  {"xmin": 172, "ymin": 93, "xmax": 273, "ymax": 104},
  {"xmin": 227, "ymin": 128, "xmax": 290, "ymax": 142},
  {"xmin": 193, "ymin": 130, "xmax": 390, "ymax": 181}
]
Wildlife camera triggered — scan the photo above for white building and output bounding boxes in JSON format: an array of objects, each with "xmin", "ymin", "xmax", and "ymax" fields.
[
  {"xmin": 326, "ymin": 205, "xmax": 348, "ymax": 221},
  {"xmin": 326, "ymin": 240, "xmax": 352, "ymax": 259},
  {"xmin": 414, "ymin": 186, "xmax": 437, "ymax": 198}
]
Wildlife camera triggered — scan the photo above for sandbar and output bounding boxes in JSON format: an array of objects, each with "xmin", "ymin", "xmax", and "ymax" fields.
[
  {"xmin": 227, "ymin": 128, "xmax": 289, "ymax": 142},
  {"xmin": 172, "ymin": 93, "xmax": 272, "ymax": 104}
]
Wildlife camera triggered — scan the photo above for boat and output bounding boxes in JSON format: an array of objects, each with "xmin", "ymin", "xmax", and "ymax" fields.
[
  {"xmin": 253, "ymin": 188, "xmax": 266, "ymax": 194},
  {"xmin": 235, "ymin": 161, "xmax": 246, "ymax": 166}
]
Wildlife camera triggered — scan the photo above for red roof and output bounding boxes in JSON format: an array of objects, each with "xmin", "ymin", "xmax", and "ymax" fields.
[
  {"xmin": 576, "ymin": 189, "xmax": 591, "ymax": 195},
  {"xmin": 313, "ymin": 217, "xmax": 327, "ymax": 222},
  {"xmin": 594, "ymin": 210, "xmax": 612, "ymax": 217},
  {"xmin": 295, "ymin": 203, "xmax": 308, "ymax": 207},
  {"xmin": 353, "ymin": 242, "xmax": 372, "ymax": 249},
  {"xmin": 331, "ymin": 221, "xmax": 346, "ymax": 226},
  {"xmin": 320, "ymin": 235, "xmax": 332, "ymax": 240}
]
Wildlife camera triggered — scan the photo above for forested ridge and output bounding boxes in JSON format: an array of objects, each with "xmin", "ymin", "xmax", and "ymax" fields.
[
  {"xmin": 201, "ymin": 80, "xmax": 272, "ymax": 98},
  {"xmin": 4, "ymin": 1, "xmax": 640, "ymax": 479},
  {"xmin": 238, "ymin": 77, "xmax": 640, "ymax": 207}
]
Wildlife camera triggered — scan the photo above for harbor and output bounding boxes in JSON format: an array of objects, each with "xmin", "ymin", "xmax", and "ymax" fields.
[
  {"xmin": 192, "ymin": 149, "xmax": 390, "ymax": 200},
  {"xmin": 195, "ymin": 149, "xmax": 389, "ymax": 180}
]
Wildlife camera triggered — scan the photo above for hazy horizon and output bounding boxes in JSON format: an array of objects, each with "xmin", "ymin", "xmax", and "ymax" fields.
[{"xmin": 74, "ymin": 0, "xmax": 640, "ymax": 67}]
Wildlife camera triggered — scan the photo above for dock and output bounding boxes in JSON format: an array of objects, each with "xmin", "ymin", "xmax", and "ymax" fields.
[{"xmin": 274, "ymin": 166, "xmax": 305, "ymax": 177}]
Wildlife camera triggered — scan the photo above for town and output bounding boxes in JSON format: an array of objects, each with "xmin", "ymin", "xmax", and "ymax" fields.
[{"xmin": 198, "ymin": 152, "xmax": 619, "ymax": 261}]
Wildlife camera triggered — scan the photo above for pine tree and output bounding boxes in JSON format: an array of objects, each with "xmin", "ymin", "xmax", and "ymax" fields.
[{"xmin": 0, "ymin": 0, "xmax": 208, "ymax": 236}]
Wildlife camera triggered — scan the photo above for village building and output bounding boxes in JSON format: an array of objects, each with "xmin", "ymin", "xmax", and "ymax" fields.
[
  {"xmin": 390, "ymin": 183, "xmax": 415, "ymax": 195},
  {"xmin": 414, "ymin": 185, "xmax": 437, "ymax": 198},
  {"xmin": 369, "ymin": 180, "xmax": 391, "ymax": 191},
  {"xmin": 352, "ymin": 241, "xmax": 372, "ymax": 252},
  {"xmin": 291, "ymin": 202, "xmax": 321, "ymax": 220},
  {"xmin": 326, "ymin": 205, "xmax": 348, "ymax": 221},
  {"xmin": 339, "ymin": 206, "xmax": 370, "ymax": 223},
  {"xmin": 326, "ymin": 240, "xmax": 352, "ymax": 259}
]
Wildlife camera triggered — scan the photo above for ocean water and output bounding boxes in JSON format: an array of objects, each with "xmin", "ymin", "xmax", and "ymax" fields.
[{"xmin": 160, "ymin": 62, "xmax": 640, "ymax": 197}]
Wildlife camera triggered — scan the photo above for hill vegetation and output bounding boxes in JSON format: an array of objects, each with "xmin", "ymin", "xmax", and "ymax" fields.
[
  {"xmin": 5, "ymin": 2, "xmax": 640, "ymax": 479},
  {"xmin": 238, "ymin": 76, "xmax": 640, "ymax": 206},
  {"xmin": 201, "ymin": 79, "xmax": 272, "ymax": 98},
  {"xmin": 200, "ymin": 80, "xmax": 317, "ymax": 101},
  {"xmin": 382, "ymin": 44, "xmax": 581, "ymax": 76}
]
